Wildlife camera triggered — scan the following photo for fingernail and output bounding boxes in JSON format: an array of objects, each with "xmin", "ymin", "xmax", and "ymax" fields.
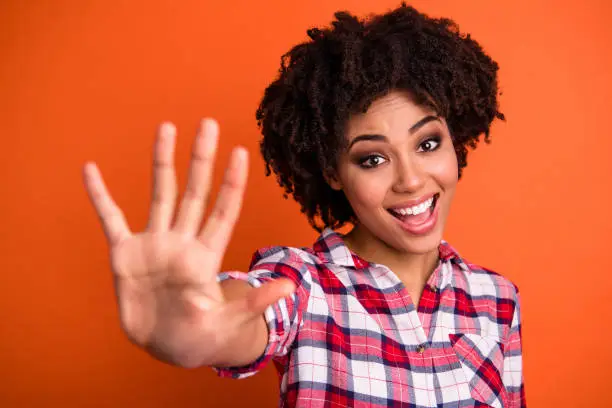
[
  {"xmin": 161, "ymin": 122, "xmax": 176, "ymax": 138},
  {"xmin": 233, "ymin": 147, "xmax": 248, "ymax": 164},
  {"xmin": 202, "ymin": 118, "xmax": 218, "ymax": 134},
  {"xmin": 284, "ymin": 281, "xmax": 296, "ymax": 295}
]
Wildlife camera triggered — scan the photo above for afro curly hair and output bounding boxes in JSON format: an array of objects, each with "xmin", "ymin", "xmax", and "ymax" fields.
[{"xmin": 256, "ymin": 3, "xmax": 504, "ymax": 232}]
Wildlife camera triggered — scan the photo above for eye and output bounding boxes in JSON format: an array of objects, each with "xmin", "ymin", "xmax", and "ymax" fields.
[
  {"xmin": 417, "ymin": 136, "xmax": 441, "ymax": 152},
  {"xmin": 358, "ymin": 154, "xmax": 388, "ymax": 169}
]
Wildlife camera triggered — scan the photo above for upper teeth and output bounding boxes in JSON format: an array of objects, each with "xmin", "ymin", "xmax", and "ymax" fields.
[{"xmin": 395, "ymin": 196, "xmax": 434, "ymax": 216}]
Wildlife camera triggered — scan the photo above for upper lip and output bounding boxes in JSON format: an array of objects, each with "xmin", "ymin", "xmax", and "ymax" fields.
[{"xmin": 387, "ymin": 193, "xmax": 438, "ymax": 211}]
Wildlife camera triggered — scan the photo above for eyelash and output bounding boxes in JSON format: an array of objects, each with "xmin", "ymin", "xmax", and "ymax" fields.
[
  {"xmin": 417, "ymin": 135, "xmax": 441, "ymax": 153},
  {"xmin": 357, "ymin": 135, "xmax": 442, "ymax": 169}
]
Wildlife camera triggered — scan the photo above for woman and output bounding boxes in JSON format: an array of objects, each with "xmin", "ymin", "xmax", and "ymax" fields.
[{"xmin": 83, "ymin": 4, "xmax": 524, "ymax": 407}]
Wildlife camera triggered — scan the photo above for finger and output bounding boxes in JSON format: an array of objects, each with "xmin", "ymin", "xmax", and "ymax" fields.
[
  {"xmin": 83, "ymin": 162, "xmax": 131, "ymax": 245},
  {"xmin": 198, "ymin": 147, "xmax": 248, "ymax": 253},
  {"xmin": 148, "ymin": 122, "xmax": 178, "ymax": 232},
  {"xmin": 228, "ymin": 278, "xmax": 296, "ymax": 321},
  {"xmin": 174, "ymin": 119, "xmax": 219, "ymax": 235}
]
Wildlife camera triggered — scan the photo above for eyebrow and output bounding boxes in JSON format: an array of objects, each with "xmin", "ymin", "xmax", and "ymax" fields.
[{"xmin": 348, "ymin": 115, "xmax": 441, "ymax": 149}]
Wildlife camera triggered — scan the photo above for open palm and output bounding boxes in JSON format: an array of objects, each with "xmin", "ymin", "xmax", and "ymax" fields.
[{"xmin": 83, "ymin": 119, "xmax": 292, "ymax": 367}]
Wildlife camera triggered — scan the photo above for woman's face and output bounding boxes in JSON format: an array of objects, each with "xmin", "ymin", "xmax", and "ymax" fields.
[{"xmin": 330, "ymin": 90, "xmax": 458, "ymax": 255}]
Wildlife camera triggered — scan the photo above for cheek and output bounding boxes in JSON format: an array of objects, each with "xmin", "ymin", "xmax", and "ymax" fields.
[
  {"xmin": 344, "ymin": 172, "xmax": 390, "ymax": 210},
  {"xmin": 431, "ymin": 148, "xmax": 459, "ymax": 189}
]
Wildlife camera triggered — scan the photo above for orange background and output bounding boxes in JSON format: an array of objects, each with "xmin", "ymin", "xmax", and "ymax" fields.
[{"xmin": 1, "ymin": 0, "xmax": 611, "ymax": 406}]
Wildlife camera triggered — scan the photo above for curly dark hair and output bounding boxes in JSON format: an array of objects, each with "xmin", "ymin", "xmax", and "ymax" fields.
[{"xmin": 256, "ymin": 3, "xmax": 504, "ymax": 232}]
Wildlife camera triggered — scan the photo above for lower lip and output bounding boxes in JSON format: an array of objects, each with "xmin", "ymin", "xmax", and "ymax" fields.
[{"xmin": 391, "ymin": 198, "xmax": 440, "ymax": 235}]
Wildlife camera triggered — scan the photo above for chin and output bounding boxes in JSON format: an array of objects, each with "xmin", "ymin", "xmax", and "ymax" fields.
[{"xmin": 391, "ymin": 231, "xmax": 443, "ymax": 255}]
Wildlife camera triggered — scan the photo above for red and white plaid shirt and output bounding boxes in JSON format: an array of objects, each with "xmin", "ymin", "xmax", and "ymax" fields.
[{"xmin": 216, "ymin": 228, "xmax": 525, "ymax": 408}]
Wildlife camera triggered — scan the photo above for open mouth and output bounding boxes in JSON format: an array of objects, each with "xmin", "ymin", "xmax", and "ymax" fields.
[{"xmin": 387, "ymin": 193, "xmax": 439, "ymax": 222}]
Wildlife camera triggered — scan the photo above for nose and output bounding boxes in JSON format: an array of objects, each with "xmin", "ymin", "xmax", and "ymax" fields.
[{"xmin": 392, "ymin": 156, "xmax": 426, "ymax": 193}]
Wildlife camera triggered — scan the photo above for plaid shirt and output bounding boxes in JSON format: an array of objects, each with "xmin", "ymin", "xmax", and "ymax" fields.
[{"xmin": 216, "ymin": 228, "xmax": 525, "ymax": 408}]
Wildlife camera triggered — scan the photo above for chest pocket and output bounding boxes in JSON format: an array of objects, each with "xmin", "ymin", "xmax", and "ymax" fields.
[{"xmin": 449, "ymin": 333, "xmax": 508, "ymax": 408}]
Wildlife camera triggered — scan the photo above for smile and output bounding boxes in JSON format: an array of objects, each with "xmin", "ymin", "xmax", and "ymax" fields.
[
  {"xmin": 387, "ymin": 193, "xmax": 440, "ymax": 235},
  {"xmin": 388, "ymin": 195, "xmax": 436, "ymax": 216}
]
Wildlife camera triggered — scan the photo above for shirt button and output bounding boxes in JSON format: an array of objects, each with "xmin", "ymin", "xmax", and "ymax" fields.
[{"xmin": 416, "ymin": 344, "xmax": 426, "ymax": 354}]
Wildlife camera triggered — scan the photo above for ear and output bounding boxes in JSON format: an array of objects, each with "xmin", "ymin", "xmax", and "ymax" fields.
[{"xmin": 324, "ymin": 170, "xmax": 343, "ymax": 191}]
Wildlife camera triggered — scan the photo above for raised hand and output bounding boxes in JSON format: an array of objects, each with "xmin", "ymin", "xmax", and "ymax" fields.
[{"xmin": 83, "ymin": 119, "xmax": 294, "ymax": 367}]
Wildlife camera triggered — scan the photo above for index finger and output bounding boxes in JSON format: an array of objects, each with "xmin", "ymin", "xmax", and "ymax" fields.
[{"xmin": 83, "ymin": 162, "xmax": 131, "ymax": 245}]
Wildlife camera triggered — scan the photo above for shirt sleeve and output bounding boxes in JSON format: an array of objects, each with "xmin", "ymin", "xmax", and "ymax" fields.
[
  {"xmin": 503, "ymin": 288, "xmax": 526, "ymax": 408},
  {"xmin": 213, "ymin": 246, "xmax": 313, "ymax": 379}
]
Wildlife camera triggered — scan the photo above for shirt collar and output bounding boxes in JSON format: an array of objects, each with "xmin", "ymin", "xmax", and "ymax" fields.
[{"xmin": 314, "ymin": 227, "xmax": 471, "ymax": 273}]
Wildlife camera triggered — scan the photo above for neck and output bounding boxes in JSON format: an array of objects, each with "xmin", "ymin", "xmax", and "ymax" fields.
[{"xmin": 342, "ymin": 224, "xmax": 440, "ymax": 287}]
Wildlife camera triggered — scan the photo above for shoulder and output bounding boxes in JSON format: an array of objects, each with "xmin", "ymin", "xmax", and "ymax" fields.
[
  {"xmin": 247, "ymin": 245, "xmax": 322, "ymax": 283},
  {"xmin": 462, "ymin": 259, "xmax": 520, "ymax": 298},
  {"xmin": 249, "ymin": 245, "xmax": 320, "ymax": 268},
  {"xmin": 442, "ymin": 240, "xmax": 519, "ymax": 300},
  {"xmin": 453, "ymin": 257, "xmax": 522, "ymax": 333}
]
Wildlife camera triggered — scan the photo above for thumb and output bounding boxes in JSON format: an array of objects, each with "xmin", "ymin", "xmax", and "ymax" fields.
[{"xmin": 232, "ymin": 278, "xmax": 296, "ymax": 321}]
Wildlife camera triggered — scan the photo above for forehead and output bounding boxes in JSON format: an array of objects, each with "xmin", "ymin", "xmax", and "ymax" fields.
[{"xmin": 345, "ymin": 90, "xmax": 436, "ymax": 138}]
